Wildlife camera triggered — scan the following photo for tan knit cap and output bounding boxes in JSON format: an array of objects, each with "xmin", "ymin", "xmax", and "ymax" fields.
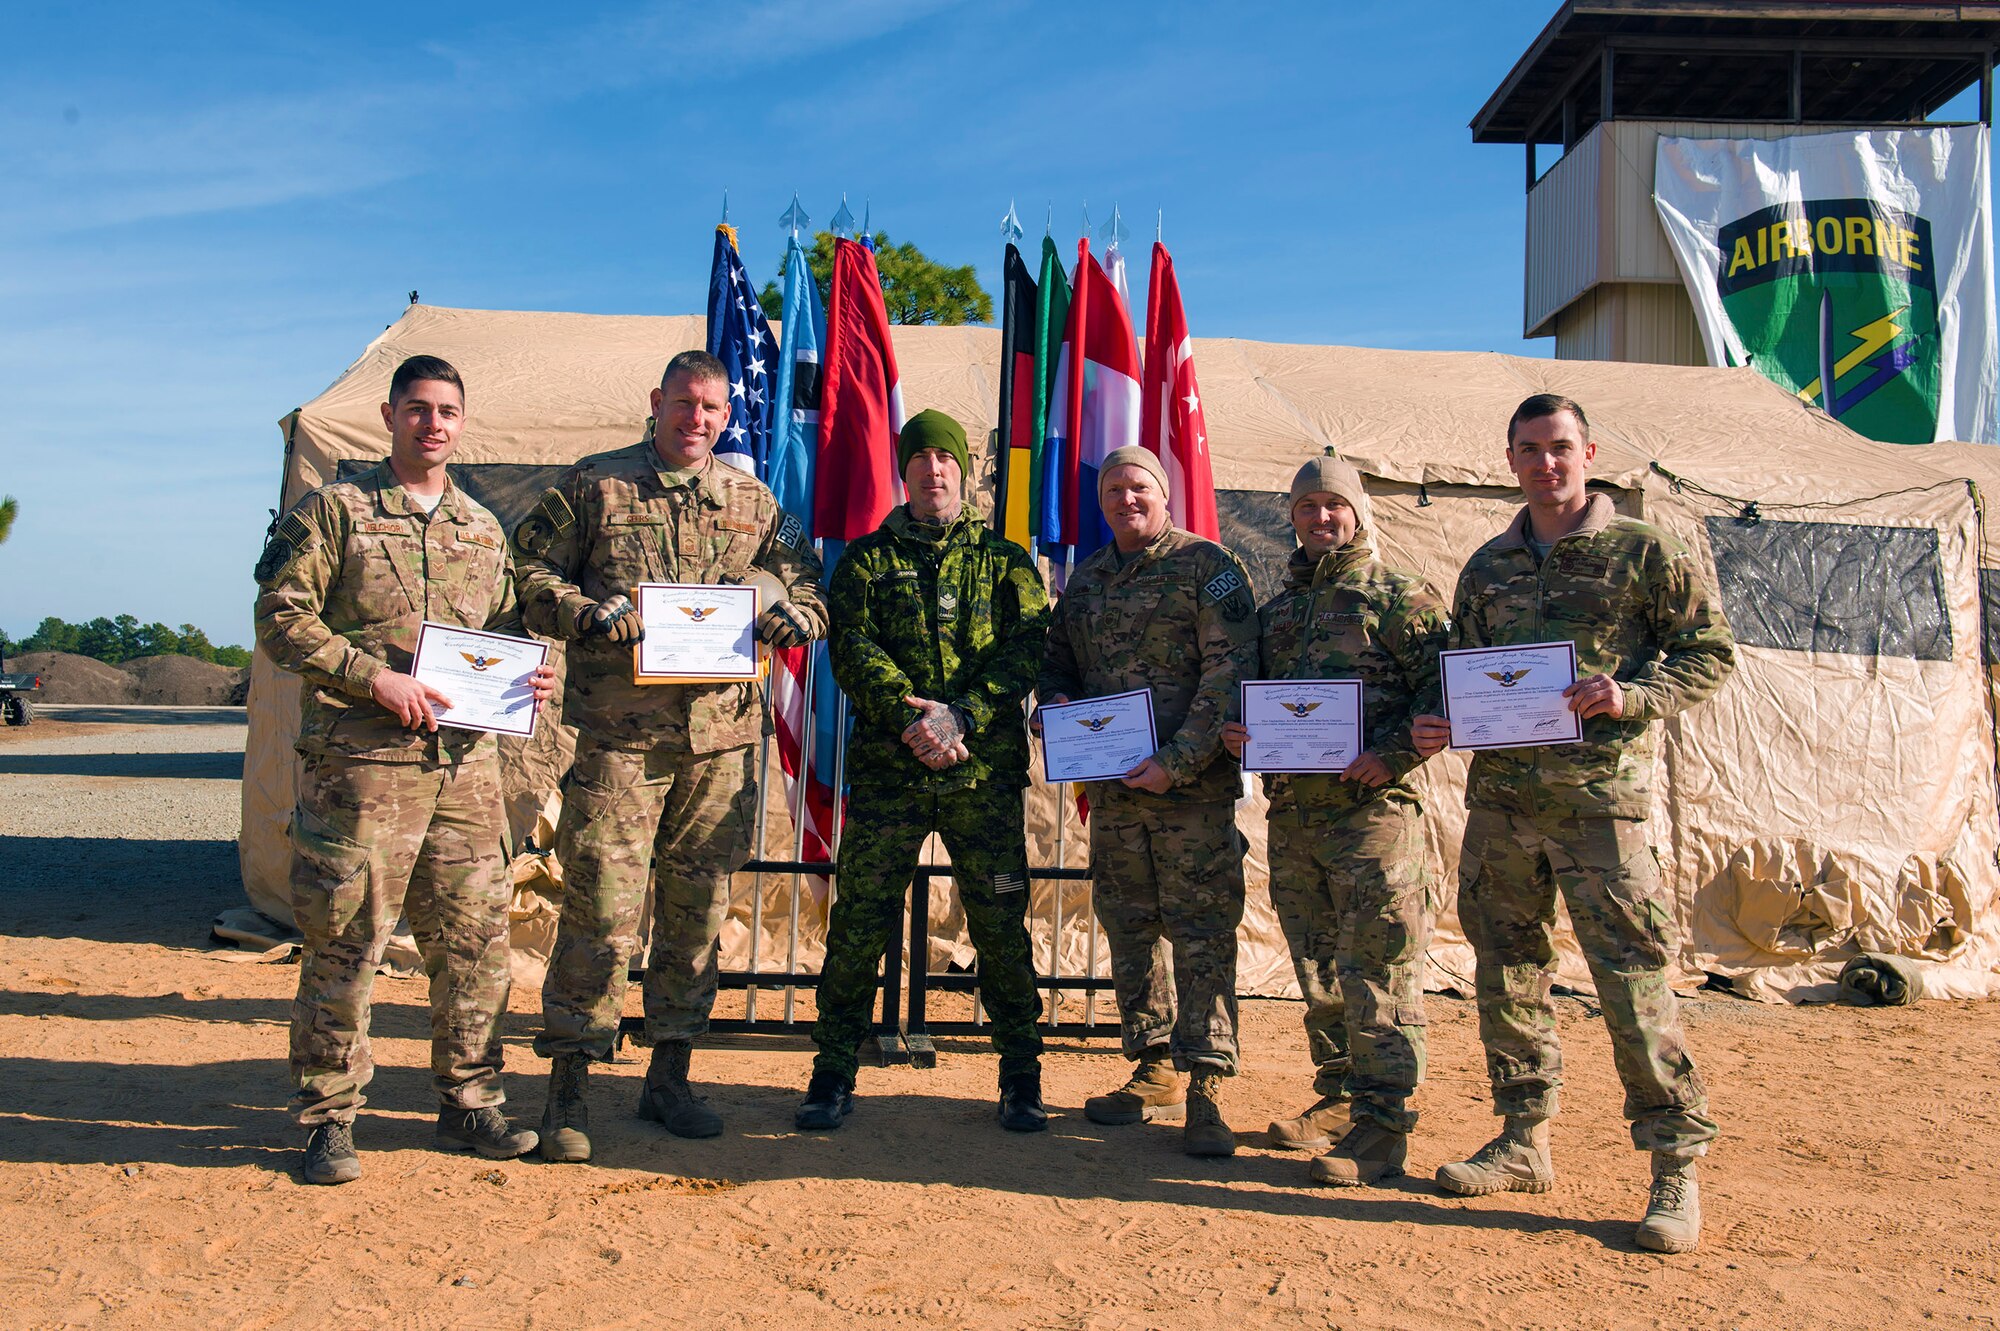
[
  {"xmin": 1098, "ymin": 444, "xmax": 1170, "ymax": 500},
  {"xmin": 1289, "ymin": 445, "xmax": 1371, "ymax": 526}
]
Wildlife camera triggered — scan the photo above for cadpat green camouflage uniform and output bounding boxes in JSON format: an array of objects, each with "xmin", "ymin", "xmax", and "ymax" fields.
[
  {"xmin": 512, "ymin": 445, "xmax": 825, "ymax": 1059},
  {"xmin": 255, "ymin": 462, "xmax": 520, "ymax": 1125},
  {"xmin": 1449, "ymin": 492, "xmax": 1734, "ymax": 1154},
  {"xmin": 812, "ymin": 506, "xmax": 1050, "ymax": 1083},
  {"xmin": 1040, "ymin": 526, "xmax": 1260, "ymax": 1073},
  {"xmin": 1259, "ymin": 541, "xmax": 1448, "ymax": 1133}
]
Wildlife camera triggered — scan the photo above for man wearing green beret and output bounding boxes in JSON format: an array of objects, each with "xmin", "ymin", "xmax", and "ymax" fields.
[{"xmin": 796, "ymin": 409, "xmax": 1053, "ymax": 1133}]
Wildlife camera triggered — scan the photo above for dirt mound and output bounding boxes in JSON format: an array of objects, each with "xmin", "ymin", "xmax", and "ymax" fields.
[
  {"xmin": 7, "ymin": 652, "xmax": 137, "ymax": 704},
  {"xmin": 118, "ymin": 655, "xmax": 250, "ymax": 706},
  {"xmin": 3, "ymin": 652, "xmax": 249, "ymax": 705}
]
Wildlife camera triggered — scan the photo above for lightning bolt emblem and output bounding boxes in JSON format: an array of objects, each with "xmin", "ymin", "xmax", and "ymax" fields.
[{"xmin": 1798, "ymin": 300, "xmax": 1908, "ymax": 412}]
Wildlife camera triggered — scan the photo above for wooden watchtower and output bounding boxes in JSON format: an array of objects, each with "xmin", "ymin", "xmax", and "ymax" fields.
[{"xmin": 1474, "ymin": 1, "xmax": 2000, "ymax": 363}]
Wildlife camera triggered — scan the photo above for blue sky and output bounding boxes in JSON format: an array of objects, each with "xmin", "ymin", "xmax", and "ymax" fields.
[{"xmin": 0, "ymin": 2, "xmax": 1983, "ymax": 646}]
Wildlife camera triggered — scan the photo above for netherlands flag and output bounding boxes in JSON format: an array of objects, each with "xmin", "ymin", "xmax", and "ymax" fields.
[{"xmin": 1038, "ymin": 241, "xmax": 1142, "ymax": 572}]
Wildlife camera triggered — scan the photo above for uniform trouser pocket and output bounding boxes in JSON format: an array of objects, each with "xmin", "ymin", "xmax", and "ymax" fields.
[{"xmin": 288, "ymin": 761, "xmax": 401, "ymax": 1125}]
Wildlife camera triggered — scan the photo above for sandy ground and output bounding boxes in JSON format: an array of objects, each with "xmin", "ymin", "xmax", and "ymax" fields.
[{"xmin": 2, "ymin": 714, "xmax": 1998, "ymax": 1331}]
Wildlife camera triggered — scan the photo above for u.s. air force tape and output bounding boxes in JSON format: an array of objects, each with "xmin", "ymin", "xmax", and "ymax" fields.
[
  {"xmin": 776, "ymin": 512, "xmax": 805, "ymax": 550},
  {"xmin": 1203, "ymin": 568, "xmax": 1245, "ymax": 602}
]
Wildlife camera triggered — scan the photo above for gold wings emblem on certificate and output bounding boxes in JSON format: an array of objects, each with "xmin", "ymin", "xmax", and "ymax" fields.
[
  {"xmin": 1076, "ymin": 716, "xmax": 1116, "ymax": 732},
  {"xmin": 460, "ymin": 651, "xmax": 504, "ymax": 672},
  {"xmin": 679, "ymin": 605, "xmax": 718, "ymax": 622},
  {"xmin": 1485, "ymin": 668, "xmax": 1532, "ymax": 687},
  {"xmin": 1279, "ymin": 700, "xmax": 1322, "ymax": 717}
]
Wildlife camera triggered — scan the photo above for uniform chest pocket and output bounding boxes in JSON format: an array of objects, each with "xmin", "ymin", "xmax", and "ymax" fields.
[
  {"xmin": 1541, "ymin": 577, "xmax": 1630, "ymax": 629},
  {"xmin": 344, "ymin": 532, "xmax": 423, "ymax": 612},
  {"xmin": 601, "ymin": 512, "xmax": 667, "ymax": 581},
  {"xmin": 442, "ymin": 531, "xmax": 505, "ymax": 621}
]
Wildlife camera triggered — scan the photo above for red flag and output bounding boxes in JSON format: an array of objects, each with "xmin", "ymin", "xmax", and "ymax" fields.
[
  {"xmin": 815, "ymin": 238, "xmax": 905, "ymax": 540},
  {"xmin": 1140, "ymin": 241, "xmax": 1219, "ymax": 541}
]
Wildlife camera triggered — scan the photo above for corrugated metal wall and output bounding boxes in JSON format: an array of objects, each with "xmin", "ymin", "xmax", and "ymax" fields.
[{"xmin": 1553, "ymin": 282, "xmax": 1708, "ymax": 365}]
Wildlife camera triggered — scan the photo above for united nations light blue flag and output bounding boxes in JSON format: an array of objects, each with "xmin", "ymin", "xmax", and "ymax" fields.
[
  {"xmin": 704, "ymin": 225, "xmax": 777, "ymax": 475},
  {"xmin": 769, "ymin": 233, "xmax": 825, "ymax": 538}
]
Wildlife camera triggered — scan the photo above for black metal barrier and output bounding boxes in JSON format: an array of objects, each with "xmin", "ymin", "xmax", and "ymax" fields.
[{"xmin": 615, "ymin": 860, "xmax": 1117, "ymax": 1067}]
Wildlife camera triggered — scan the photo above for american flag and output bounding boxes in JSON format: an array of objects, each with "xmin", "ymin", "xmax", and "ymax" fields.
[{"xmin": 705, "ymin": 224, "xmax": 778, "ymax": 475}]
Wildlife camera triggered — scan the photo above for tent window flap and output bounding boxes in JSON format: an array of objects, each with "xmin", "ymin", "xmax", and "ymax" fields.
[{"xmin": 1705, "ymin": 517, "xmax": 1951, "ymax": 661}]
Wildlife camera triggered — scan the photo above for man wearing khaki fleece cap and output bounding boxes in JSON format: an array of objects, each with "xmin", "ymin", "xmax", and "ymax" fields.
[
  {"xmin": 1223, "ymin": 444, "xmax": 1449, "ymax": 1186},
  {"xmin": 1037, "ymin": 444, "xmax": 1260, "ymax": 1156}
]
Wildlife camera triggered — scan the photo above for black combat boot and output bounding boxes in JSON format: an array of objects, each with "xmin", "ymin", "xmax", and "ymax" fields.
[
  {"xmin": 794, "ymin": 1070, "xmax": 855, "ymax": 1131},
  {"xmin": 997, "ymin": 1071, "xmax": 1049, "ymax": 1133}
]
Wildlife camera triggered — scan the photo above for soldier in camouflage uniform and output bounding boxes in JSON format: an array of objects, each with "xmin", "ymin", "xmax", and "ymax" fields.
[
  {"xmin": 512, "ymin": 349, "xmax": 826, "ymax": 1164},
  {"xmin": 1221, "ymin": 446, "xmax": 1449, "ymax": 1186},
  {"xmin": 256, "ymin": 354, "xmax": 556, "ymax": 1185},
  {"xmin": 1038, "ymin": 445, "xmax": 1260, "ymax": 1157},
  {"xmin": 793, "ymin": 410, "xmax": 1052, "ymax": 1134},
  {"xmin": 1412, "ymin": 394, "xmax": 1734, "ymax": 1253}
]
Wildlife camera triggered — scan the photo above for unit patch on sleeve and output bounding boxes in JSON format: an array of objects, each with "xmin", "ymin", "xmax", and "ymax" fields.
[
  {"xmin": 776, "ymin": 512, "xmax": 805, "ymax": 550},
  {"xmin": 254, "ymin": 509, "xmax": 315, "ymax": 585}
]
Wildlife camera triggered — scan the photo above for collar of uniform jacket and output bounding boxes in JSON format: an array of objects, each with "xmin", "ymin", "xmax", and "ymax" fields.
[
  {"xmin": 647, "ymin": 448, "xmax": 725, "ymax": 508},
  {"xmin": 367, "ymin": 460, "xmax": 467, "ymax": 522},
  {"xmin": 1111, "ymin": 521, "xmax": 1181, "ymax": 570},
  {"xmin": 1494, "ymin": 490, "xmax": 1617, "ymax": 551},
  {"xmin": 1285, "ymin": 537, "xmax": 1375, "ymax": 591},
  {"xmin": 884, "ymin": 503, "xmax": 983, "ymax": 545}
]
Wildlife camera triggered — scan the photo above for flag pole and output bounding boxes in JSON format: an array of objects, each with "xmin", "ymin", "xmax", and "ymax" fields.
[{"xmin": 784, "ymin": 644, "xmax": 813, "ymax": 1023}]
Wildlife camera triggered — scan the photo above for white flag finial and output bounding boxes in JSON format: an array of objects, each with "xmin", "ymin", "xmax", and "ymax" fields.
[
  {"xmin": 830, "ymin": 194, "xmax": 855, "ymax": 239},
  {"xmin": 1001, "ymin": 200, "xmax": 1023, "ymax": 246},
  {"xmin": 779, "ymin": 193, "xmax": 810, "ymax": 239}
]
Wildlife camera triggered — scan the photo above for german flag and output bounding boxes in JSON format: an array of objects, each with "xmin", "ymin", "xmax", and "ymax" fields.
[{"xmin": 996, "ymin": 241, "xmax": 1038, "ymax": 549}]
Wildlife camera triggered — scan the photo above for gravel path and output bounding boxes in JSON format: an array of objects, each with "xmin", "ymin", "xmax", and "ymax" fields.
[{"xmin": 0, "ymin": 716, "xmax": 247, "ymax": 945}]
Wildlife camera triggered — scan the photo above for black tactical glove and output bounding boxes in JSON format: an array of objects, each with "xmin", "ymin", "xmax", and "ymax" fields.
[{"xmin": 578, "ymin": 593, "xmax": 645, "ymax": 643}]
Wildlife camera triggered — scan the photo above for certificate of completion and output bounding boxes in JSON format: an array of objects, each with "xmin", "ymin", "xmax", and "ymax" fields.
[
  {"xmin": 410, "ymin": 622, "xmax": 549, "ymax": 738},
  {"xmin": 1439, "ymin": 641, "xmax": 1582, "ymax": 750},
  {"xmin": 1240, "ymin": 680, "xmax": 1363, "ymax": 773},
  {"xmin": 1040, "ymin": 689, "xmax": 1158, "ymax": 783},
  {"xmin": 634, "ymin": 583, "xmax": 760, "ymax": 684}
]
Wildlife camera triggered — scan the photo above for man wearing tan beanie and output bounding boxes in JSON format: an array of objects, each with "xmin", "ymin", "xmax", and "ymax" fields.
[
  {"xmin": 1038, "ymin": 444, "xmax": 1260, "ymax": 1156},
  {"xmin": 1222, "ymin": 445, "xmax": 1449, "ymax": 1186}
]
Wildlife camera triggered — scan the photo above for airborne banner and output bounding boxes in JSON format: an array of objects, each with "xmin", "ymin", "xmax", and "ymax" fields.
[{"xmin": 1655, "ymin": 126, "xmax": 1996, "ymax": 445}]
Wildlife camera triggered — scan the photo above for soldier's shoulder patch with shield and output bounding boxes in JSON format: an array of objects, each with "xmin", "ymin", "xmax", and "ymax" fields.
[
  {"xmin": 514, "ymin": 488, "xmax": 576, "ymax": 558},
  {"xmin": 1203, "ymin": 564, "xmax": 1254, "ymax": 623},
  {"xmin": 255, "ymin": 508, "xmax": 316, "ymax": 585}
]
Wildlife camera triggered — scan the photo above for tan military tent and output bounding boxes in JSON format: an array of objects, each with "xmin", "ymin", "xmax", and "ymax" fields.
[{"xmin": 241, "ymin": 303, "xmax": 2000, "ymax": 1006}]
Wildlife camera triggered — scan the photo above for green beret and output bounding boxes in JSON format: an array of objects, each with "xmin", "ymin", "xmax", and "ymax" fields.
[{"xmin": 898, "ymin": 409, "xmax": 970, "ymax": 476}]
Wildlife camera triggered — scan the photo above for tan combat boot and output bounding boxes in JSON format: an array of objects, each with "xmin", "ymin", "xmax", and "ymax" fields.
[
  {"xmin": 1435, "ymin": 1116, "xmax": 1554, "ymax": 1195},
  {"xmin": 1084, "ymin": 1049, "xmax": 1184, "ymax": 1125},
  {"xmin": 1309, "ymin": 1120, "xmax": 1408, "ymax": 1187},
  {"xmin": 1267, "ymin": 1090, "xmax": 1350, "ymax": 1151},
  {"xmin": 638, "ymin": 1039, "xmax": 724, "ymax": 1138},
  {"xmin": 1182, "ymin": 1071, "xmax": 1236, "ymax": 1157},
  {"xmin": 538, "ymin": 1054, "xmax": 592, "ymax": 1164},
  {"xmin": 1634, "ymin": 1154, "xmax": 1702, "ymax": 1254}
]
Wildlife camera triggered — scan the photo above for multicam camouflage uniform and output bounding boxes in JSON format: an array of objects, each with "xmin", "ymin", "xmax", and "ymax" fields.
[
  {"xmin": 1449, "ymin": 492, "xmax": 1734, "ymax": 1154},
  {"xmin": 1040, "ymin": 527, "xmax": 1260, "ymax": 1073},
  {"xmin": 811, "ymin": 506, "xmax": 1051, "ymax": 1084},
  {"xmin": 255, "ymin": 461, "xmax": 520, "ymax": 1126},
  {"xmin": 512, "ymin": 444, "xmax": 824, "ymax": 1059},
  {"xmin": 1259, "ymin": 540, "xmax": 1448, "ymax": 1133}
]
